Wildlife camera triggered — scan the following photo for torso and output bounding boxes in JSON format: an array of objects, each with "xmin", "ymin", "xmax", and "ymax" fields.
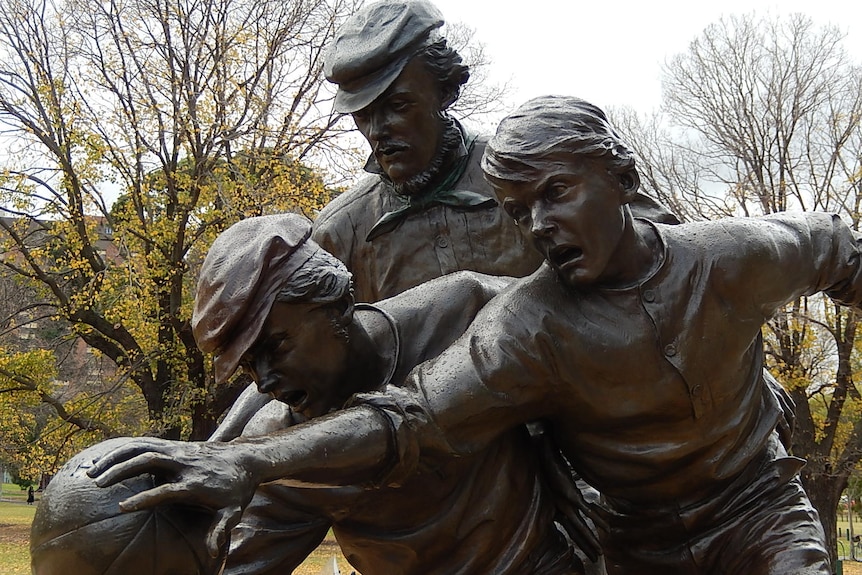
[{"xmin": 311, "ymin": 136, "xmax": 542, "ymax": 302}]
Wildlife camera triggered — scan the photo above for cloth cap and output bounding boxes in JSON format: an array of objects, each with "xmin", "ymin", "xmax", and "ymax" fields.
[
  {"xmin": 192, "ymin": 214, "xmax": 319, "ymax": 384},
  {"xmin": 324, "ymin": 0, "xmax": 444, "ymax": 113}
]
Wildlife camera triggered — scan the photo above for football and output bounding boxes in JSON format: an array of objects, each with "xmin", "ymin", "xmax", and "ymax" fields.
[{"xmin": 30, "ymin": 437, "xmax": 226, "ymax": 575}]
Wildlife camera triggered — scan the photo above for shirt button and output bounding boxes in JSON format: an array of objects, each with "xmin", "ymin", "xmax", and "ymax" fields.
[
  {"xmin": 643, "ymin": 289, "xmax": 655, "ymax": 302},
  {"xmin": 691, "ymin": 384, "xmax": 702, "ymax": 397},
  {"xmin": 664, "ymin": 343, "xmax": 677, "ymax": 357},
  {"xmin": 436, "ymin": 236, "xmax": 449, "ymax": 248}
]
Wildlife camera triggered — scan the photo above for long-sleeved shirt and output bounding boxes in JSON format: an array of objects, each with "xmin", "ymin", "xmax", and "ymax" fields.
[
  {"xmin": 226, "ymin": 272, "xmax": 578, "ymax": 575},
  {"xmin": 311, "ymin": 134, "xmax": 543, "ymax": 302},
  {"xmin": 362, "ymin": 212, "xmax": 862, "ymax": 509}
]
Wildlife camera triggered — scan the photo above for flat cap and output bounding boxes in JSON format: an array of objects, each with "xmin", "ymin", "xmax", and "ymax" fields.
[
  {"xmin": 325, "ymin": 0, "xmax": 444, "ymax": 113},
  {"xmin": 192, "ymin": 214, "xmax": 319, "ymax": 384}
]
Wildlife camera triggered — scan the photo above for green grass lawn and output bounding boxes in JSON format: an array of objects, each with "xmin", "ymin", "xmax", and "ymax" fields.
[
  {"xmin": 0, "ymin": 482, "xmax": 35, "ymax": 503},
  {"xmin": 0, "ymin": 501, "xmax": 36, "ymax": 575}
]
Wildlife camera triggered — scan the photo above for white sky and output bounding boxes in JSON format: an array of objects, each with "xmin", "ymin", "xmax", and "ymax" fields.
[{"xmin": 431, "ymin": 0, "xmax": 862, "ymax": 117}]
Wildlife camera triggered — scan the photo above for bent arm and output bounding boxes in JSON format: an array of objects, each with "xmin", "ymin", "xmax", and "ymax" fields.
[
  {"xmin": 349, "ymin": 296, "xmax": 556, "ymax": 478},
  {"xmin": 378, "ymin": 270, "xmax": 512, "ymax": 375},
  {"xmin": 89, "ymin": 292, "xmax": 553, "ymax": 520},
  {"xmin": 236, "ymin": 301, "xmax": 551, "ymax": 487}
]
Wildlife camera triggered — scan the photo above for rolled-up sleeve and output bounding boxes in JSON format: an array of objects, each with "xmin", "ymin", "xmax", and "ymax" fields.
[{"xmin": 349, "ymin": 299, "xmax": 555, "ymax": 484}]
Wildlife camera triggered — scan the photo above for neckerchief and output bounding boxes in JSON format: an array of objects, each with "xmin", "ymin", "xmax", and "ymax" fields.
[{"xmin": 365, "ymin": 127, "xmax": 496, "ymax": 241}]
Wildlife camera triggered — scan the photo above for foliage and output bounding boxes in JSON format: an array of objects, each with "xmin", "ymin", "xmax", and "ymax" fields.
[
  {"xmin": 0, "ymin": 345, "xmax": 143, "ymax": 482},
  {"xmin": 0, "ymin": 0, "xmax": 353, "ymax": 453}
]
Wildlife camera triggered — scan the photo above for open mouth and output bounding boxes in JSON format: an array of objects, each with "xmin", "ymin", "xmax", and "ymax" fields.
[
  {"xmin": 279, "ymin": 389, "xmax": 309, "ymax": 411},
  {"xmin": 376, "ymin": 143, "xmax": 408, "ymax": 158},
  {"xmin": 549, "ymin": 245, "xmax": 583, "ymax": 268}
]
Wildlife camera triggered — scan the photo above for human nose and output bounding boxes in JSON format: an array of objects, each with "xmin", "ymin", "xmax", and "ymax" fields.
[
  {"xmin": 530, "ymin": 205, "xmax": 556, "ymax": 238},
  {"xmin": 366, "ymin": 110, "xmax": 389, "ymax": 141},
  {"xmin": 252, "ymin": 357, "xmax": 279, "ymax": 395}
]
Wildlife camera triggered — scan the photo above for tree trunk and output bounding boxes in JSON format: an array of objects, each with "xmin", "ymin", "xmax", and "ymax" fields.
[{"xmin": 802, "ymin": 469, "xmax": 847, "ymax": 572}]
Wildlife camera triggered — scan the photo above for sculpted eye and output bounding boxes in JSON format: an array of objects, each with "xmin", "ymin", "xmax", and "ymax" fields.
[
  {"xmin": 351, "ymin": 109, "xmax": 370, "ymax": 125},
  {"xmin": 505, "ymin": 204, "xmax": 530, "ymax": 226},
  {"xmin": 390, "ymin": 99, "xmax": 410, "ymax": 112},
  {"xmin": 546, "ymin": 183, "xmax": 568, "ymax": 201},
  {"xmin": 275, "ymin": 336, "xmax": 293, "ymax": 352}
]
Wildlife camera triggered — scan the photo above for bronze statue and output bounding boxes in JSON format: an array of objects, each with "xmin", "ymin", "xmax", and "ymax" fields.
[
  {"xmin": 89, "ymin": 96, "xmax": 837, "ymax": 574},
  {"xmin": 189, "ymin": 213, "xmax": 592, "ymax": 574},
  {"xmin": 310, "ymin": 0, "xmax": 542, "ymax": 303},
  {"xmin": 311, "ymin": 4, "xmax": 669, "ymax": 572},
  {"xmin": 311, "ymin": 0, "xmax": 675, "ymax": 303},
  {"xmin": 211, "ymin": 2, "xmax": 609, "ymax": 572},
  {"xmin": 31, "ymin": 437, "xmax": 226, "ymax": 575}
]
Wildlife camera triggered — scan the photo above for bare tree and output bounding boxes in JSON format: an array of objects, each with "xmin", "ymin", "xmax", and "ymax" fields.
[
  {"xmin": 612, "ymin": 106, "xmax": 734, "ymax": 222},
  {"xmin": 662, "ymin": 13, "xmax": 862, "ymax": 217},
  {"xmin": 624, "ymin": 12, "xmax": 862, "ymax": 565},
  {"xmin": 0, "ymin": 0, "xmax": 359, "ymax": 442},
  {"xmin": 444, "ymin": 21, "xmax": 512, "ymax": 128}
]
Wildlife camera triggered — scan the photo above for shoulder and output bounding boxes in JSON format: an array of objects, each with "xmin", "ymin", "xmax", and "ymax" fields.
[
  {"xmin": 470, "ymin": 132, "xmax": 490, "ymax": 153},
  {"xmin": 661, "ymin": 213, "xmax": 833, "ymax": 246},
  {"xmin": 463, "ymin": 131, "xmax": 490, "ymax": 171},
  {"xmin": 655, "ymin": 214, "xmax": 844, "ymax": 277},
  {"xmin": 381, "ymin": 271, "xmax": 513, "ymax": 316},
  {"xmin": 470, "ymin": 267, "xmax": 558, "ymax": 334},
  {"xmin": 313, "ymin": 175, "xmax": 385, "ymax": 231},
  {"xmin": 455, "ymin": 132, "xmax": 496, "ymax": 196}
]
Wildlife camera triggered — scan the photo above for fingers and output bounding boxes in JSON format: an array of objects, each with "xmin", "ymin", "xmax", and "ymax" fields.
[
  {"xmin": 86, "ymin": 439, "xmax": 170, "ymax": 478},
  {"xmin": 206, "ymin": 505, "xmax": 243, "ymax": 558},
  {"xmin": 112, "ymin": 482, "xmax": 194, "ymax": 512},
  {"xmin": 89, "ymin": 452, "xmax": 182, "ymax": 488},
  {"xmin": 585, "ymin": 501, "xmax": 609, "ymax": 533}
]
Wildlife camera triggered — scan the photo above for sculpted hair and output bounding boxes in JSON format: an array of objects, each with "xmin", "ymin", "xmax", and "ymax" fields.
[
  {"xmin": 417, "ymin": 38, "xmax": 470, "ymax": 108},
  {"xmin": 482, "ymin": 95, "xmax": 637, "ymax": 183},
  {"xmin": 275, "ymin": 249, "xmax": 353, "ymax": 308}
]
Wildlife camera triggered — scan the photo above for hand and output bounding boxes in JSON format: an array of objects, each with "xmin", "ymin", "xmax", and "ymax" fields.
[
  {"xmin": 86, "ymin": 437, "xmax": 257, "ymax": 557},
  {"xmin": 533, "ymin": 428, "xmax": 607, "ymax": 563}
]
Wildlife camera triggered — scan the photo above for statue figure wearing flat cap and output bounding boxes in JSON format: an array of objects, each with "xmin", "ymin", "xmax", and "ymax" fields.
[
  {"xmin": 170, "ymin": 214, "xmax": 595, "ymax": 574},
  {"xmin": 312, "ymin": 0, "xmax": 677, "ymax": 303},
  {"xmin": 306, "ymin": 4, "xmax": 672, "ymax": 573},
  {"xmin": 90, "ymin": 96, "xmax": 835, "ymax": 575},
  {"xmin": 311, "ymin": 0, "xmax": 545, "ymax": 302}
]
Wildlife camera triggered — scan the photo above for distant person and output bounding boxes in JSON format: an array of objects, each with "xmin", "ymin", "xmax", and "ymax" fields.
[{"xmin": 27, "ymin": 485, "xmax": 35, "ymax": 505}]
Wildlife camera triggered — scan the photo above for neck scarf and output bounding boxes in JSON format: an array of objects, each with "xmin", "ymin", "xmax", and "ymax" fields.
[{"xmin": 365, "ymin": 127, "xmax": 496, "ymax": 241}]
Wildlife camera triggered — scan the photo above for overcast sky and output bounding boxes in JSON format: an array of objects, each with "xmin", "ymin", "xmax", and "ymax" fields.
[{"xmin": 430, "ymin": 0, "xmax": 861, "ymax": 119}]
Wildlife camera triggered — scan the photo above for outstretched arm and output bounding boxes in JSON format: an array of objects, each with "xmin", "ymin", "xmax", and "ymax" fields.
[
  {"xmin": 87, "ymin": 406, "xmax": 393, "ymax": 557},
  {"xmin": 88, "ymin": 292, "xmax": 553, "ymax": 557}
]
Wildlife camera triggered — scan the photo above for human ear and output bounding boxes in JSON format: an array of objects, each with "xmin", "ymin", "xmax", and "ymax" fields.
[
  {"xmin": 331, "ymin": 295, "xmax": 354, "ymax": 327},
  {"xmin": 619, "ymin": 169, "xmax": 641, "ymax": 203}
]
